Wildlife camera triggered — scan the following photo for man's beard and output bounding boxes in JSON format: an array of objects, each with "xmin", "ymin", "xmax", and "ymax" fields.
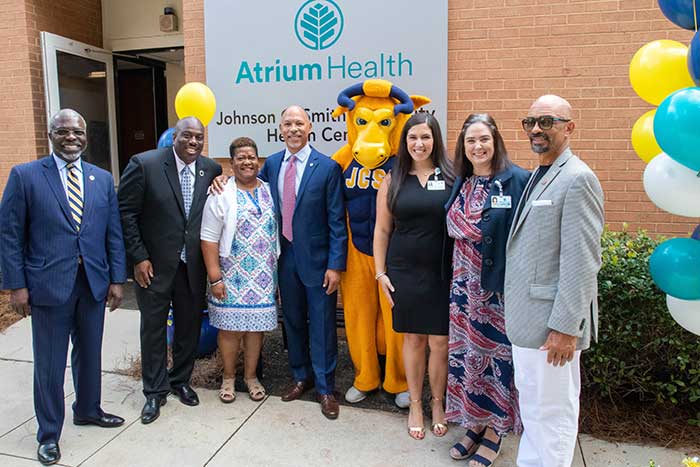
[{"xmin": 58, "ymin": 150, "xmax": 83, "ymax": 161}]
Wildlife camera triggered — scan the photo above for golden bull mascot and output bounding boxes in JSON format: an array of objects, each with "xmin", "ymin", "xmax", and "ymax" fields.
[{"xmin": 331, "ymin": 79, "xmax": 430, "ymax": 406}]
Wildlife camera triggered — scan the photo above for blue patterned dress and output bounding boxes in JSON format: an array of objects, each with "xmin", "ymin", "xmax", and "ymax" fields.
[
  {"xmin": 445, "ymin": 175, "xmax": 522, "ymax": 436},
  {"xmin": 208, "ymin": 186, "xmax": 278, "ymax": 332}
]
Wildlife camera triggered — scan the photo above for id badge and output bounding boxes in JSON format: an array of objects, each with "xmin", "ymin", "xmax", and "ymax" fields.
[
  {"xmin": 491, "ymin": 195, "xmax": 512, "ymax": 209},
  {"xmin": 427, "ymin": 180, "xmax": 446, "ymax": 191}
]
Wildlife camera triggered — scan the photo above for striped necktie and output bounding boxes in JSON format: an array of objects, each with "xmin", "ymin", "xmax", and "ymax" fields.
[
  {"xmin": 180, "ymin": 166, "xmax": 193, "ymax": 262},
  {"xmin": 66, "ymin": 163, "xmax": 83, "ymax": 231}
]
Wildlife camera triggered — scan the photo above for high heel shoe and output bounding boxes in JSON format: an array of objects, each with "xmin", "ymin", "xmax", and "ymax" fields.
[
  {"xmin": 430, "ymin": 396, "xmax": 448, "ymax": 437},
  {"xmin": 407, "ymin": 399, "xmax": 425, "ymax": 440}
]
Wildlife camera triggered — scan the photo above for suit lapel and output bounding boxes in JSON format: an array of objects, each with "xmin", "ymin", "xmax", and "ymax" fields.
[
  {"xmin": 41, "ymin": 156, "xmax": 74, "ymax": 227},
  {"xmin": 509, "ymin": 148, "xmax": 574, "ymax": 241},
  {"xmin": 164, "ymin": 152, "xmax": 186, "ymax": 218},
  {"xmin": 294, "ymin": 149, "xmax": 319, "ymax": 209},
  {"xmin": 189, "ymin": 157, "xmax": 209, "ymax": 222},
  {"xmin": 268, "ymin": 154, "xmax": 283, "ymax": 216},
  {"xmin": 82, "ymin": 163, "xmax": 95, "ymax": 223}
]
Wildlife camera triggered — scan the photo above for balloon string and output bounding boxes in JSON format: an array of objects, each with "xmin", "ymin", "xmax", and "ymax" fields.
[{"xmin": 695, "ymin": 0, "xmax": 698, "ymax": 31}]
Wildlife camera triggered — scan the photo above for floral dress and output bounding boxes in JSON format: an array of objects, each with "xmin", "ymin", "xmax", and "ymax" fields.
[
  {"xmin": 208, "ymin": 185, "xmax": 277, "ymax": 332},
  {"xmin": 445, "ymin": 175, "xmax": 522, "ymax": 436}
]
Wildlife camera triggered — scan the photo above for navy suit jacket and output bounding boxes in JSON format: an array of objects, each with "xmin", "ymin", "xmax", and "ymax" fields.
[
  {"xmin": 0, "ymin": 156, "xmax": 127, "ymax": 306},
  {"xmin": 259, "ymin": 147, "xmax": 347, "ymax": 287},
  {"xmin": 445, "ymin": 163, "xmax": 529, "ymax": 293}
]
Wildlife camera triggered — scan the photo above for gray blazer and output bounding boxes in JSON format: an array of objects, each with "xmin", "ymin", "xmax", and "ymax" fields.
[{"xmin": 504, "ymin": 148, "xmax": 604, "ymax": 350}]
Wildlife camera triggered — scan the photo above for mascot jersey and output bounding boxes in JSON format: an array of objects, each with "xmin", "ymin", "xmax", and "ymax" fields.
[{"xmin": 343, "ymin": 157, "xmax": 394, "ymax": 256}]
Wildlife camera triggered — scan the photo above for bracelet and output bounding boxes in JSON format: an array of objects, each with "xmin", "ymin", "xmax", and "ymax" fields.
[
  {"xmin": 209, "ymin": 278, "xmax": 224, "ymax": 287},
  {"xmin": 375, "ymin": 271, "xmax": 387, "ymax": 280}
]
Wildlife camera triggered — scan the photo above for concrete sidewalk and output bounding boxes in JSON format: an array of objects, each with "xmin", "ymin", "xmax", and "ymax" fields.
[{"xmin": 0, "ymin": 309, "xmax": 693, "ymax": 467}]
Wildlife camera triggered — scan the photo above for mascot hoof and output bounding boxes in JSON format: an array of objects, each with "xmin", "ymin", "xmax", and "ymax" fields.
[
  {"xmin": 345, "ymin": 386, "xmax": 368, "ymax": 404},
  {"xmin": 394, "ymin": 391, "xmax": 410, "ymax": 409}
]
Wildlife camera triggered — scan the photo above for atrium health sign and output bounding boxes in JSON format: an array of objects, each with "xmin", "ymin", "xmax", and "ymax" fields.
[{"xmin": 204, "ymin": 0, "xmax": 447, "ymax": 157}]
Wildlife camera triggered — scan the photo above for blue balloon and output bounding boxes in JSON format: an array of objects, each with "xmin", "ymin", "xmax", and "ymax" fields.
[
  {"xmin": 166, "ymin": 308, "xmax": 219, "ymax": 357},
  {"xmin": 690, "ymin": 31, "xmax": 700, "ymax": 86},
  {"xmin": 650, "ymin": 238, "xmax": 700, "ymax": 300},
  {"xmin": 197, "ymin": 310, "xmax": 219, "ymax": 357},
  {"xmin": 157, "ymin": 127, "xmax": 176, "ymax": 148},
  {"xmin": 658, "ymin": 0, "xmax": 700, "ymax": 30},
  {"xmin": 653, "ymin": 87, "xmax": 700, "ymax": 172},
  {"xmin": 692, "ymin": 224, "xmax": 700, "ymax": 240}
]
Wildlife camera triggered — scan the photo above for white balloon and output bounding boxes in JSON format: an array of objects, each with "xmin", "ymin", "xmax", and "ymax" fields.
[
  {"xmin": 643, "ymin": 153, "xmax": 700, "ymax": 217},
  {"xmin": 666, "ymin": 294, "xmax": 700, "ymax": 335}
]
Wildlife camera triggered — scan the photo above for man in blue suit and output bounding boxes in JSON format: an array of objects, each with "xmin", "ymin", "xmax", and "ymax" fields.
[
  {"xmin": 259, "ymin": 105, "xmax": 347, "ymax": 419},
  {"xmin": 0, "ymin": 109, "xmax": 127, "ymax": 465}
]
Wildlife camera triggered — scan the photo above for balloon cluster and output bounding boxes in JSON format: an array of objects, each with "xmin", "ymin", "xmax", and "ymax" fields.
[
  {"xmin": 631, "ymin": 1, "xmax": 700, "ymax": 335},
  {"xmin": 157, "ymin": 82, "xmax": 218, "ymax": 148}
]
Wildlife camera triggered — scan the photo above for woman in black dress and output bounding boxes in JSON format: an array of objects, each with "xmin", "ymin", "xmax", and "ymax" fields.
[{"xmin": 374, "ymin": 113, "xmax": 454, "ymax": 440}]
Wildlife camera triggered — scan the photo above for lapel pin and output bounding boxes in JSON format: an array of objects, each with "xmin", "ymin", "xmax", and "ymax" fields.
[
  {"xmin": 309, "ymin": 163, "xmax": 314, "ymax": 167},
  {"xmin": 199, "ymin": 170, "xmax": 204, "ymax": 177},
  {"xmin": 89, "ymin": 175, "xmax": 95, "ymax": 181}
]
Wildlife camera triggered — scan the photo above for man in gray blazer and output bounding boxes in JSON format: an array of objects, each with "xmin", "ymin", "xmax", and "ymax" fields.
[{"xmin": 504, "ymin": 95, "xmax": 604, "ymax": 467}]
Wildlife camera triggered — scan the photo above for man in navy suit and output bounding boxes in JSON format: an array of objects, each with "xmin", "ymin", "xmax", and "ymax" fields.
[
  {"xmin": 0, "ymin": 109, "xmax": 127, "ymax": 465},
  {"xmin": 259, "ymin": 105, "xmax": 347, "ymax": 419}
]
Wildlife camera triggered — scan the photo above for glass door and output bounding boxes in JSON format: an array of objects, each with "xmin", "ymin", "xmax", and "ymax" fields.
[{"xmin": 41, "ymin": 32, "xmax": 119, "ymax": 177}]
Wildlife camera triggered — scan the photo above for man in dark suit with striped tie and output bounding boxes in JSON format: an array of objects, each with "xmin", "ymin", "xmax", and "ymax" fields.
[
  {"xmin": 118, "ymin": 117, "xmax": 222, "ymax": 425},
  {"xmin": 0, "ymin": 109, "xmax": 127, "ymax": 465}
]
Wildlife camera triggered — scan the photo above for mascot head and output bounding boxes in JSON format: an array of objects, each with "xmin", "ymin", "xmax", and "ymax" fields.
[{"xmin": 332, "ymin": 79, "xmax": 430, "ymax": 169}]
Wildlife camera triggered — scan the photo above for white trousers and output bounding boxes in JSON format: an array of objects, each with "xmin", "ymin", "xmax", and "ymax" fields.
[{"xmin": 512, "ymin": 345, "xmax": 581, "ymax": 467}]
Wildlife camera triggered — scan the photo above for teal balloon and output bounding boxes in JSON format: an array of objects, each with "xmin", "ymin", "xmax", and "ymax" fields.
[
  {"xmin": 649, "ymin": 238, "xmax": 700, "ymax": 300},
  {"xmin": 653, "ymin": 87, "xmax": 700, "ymax": 171}
]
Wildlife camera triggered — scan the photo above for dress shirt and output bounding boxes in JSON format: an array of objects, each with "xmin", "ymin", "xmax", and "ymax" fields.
[
  {"xmin": 52, "ymin": 153, "xmax": 84, "ymax": 200},
  {"xmin": 173, "ymin": 148, "xmax": 197, "ymax": 184},
  {"xmin": 277, "ymin": 143, "xmax": 311, "ymax": 211}
]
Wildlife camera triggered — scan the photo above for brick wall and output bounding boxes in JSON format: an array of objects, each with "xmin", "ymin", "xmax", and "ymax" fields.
[
  {"xmin": 0, "ymin": 0, "xmax": 101, "ymax": 194},
  {"xmin": 184, "ymin": 0, "xmax": 700, "ymax": 237}
]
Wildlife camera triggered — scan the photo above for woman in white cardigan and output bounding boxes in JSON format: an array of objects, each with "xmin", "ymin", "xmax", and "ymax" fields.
[{"xmin": 201, "ymin": 137, "xmax": 279, "ymax": 403}]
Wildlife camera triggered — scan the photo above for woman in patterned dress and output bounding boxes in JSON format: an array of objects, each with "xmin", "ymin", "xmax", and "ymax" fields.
[
  {"xmin": 201, "ymin": 137, "xmax": 279, "ymax": 404},
  {"xmin": 444, "ymin": 114, "xmax": 530, "ymax": 466}
]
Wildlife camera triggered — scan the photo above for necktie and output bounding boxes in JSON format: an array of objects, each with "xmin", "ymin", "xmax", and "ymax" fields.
[
  {"xmin": 282, "ymin": 155, "xmax": 297, "ymax": 242},
  {"xmin": 180, "ymin": 166, "xmax": 193, "ymax": 262},
  {"xmin": 66, "ymin": 163, "xmax": 83, "ymax": 231}
]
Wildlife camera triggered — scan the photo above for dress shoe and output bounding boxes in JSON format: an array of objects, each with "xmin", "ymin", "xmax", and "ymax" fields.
[
  {"xmin": 317, "ymin": 393, "xmax": 340, "ymax": 420},
  {"xmin": 141, "ymin": 396, "xmax": 167, "ymax": 424},
  {"xmin": 281, "ymin": 379, "xmax": 313, "ymax": 402},
  {"xmin": 171, "ymin": 384, "xmax": 199, "ymax": 406},
  {"xmin": 74, "ymin": 412, "xmax": 125, "ymax": 428},
  {"xmin": 37, "ymin": 442, "xmax": 60, "ymax": 465}
]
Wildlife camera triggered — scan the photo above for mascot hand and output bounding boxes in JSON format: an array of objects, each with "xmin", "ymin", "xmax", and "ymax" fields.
[{"xmin": 378, "ymin": 274, "xmax": 395, "ymax": 307}]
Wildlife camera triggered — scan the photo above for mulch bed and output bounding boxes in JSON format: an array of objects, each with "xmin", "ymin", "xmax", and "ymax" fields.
[
  {"xmin": 580, "ymin": 392, "xmax": 700, "ymax": 450},
  {"xmin": 0, "ymin": 291, "xmax": 23, "ymax": 332}
]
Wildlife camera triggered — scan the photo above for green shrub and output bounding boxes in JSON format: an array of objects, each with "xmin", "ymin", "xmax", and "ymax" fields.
[{"xmin": 583, "ymin": 227, "xmax": 700, "ymax": 412}]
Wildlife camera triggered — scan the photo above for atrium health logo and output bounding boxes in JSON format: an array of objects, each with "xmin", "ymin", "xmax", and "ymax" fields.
[{"xmin": 294, "ymin": 0, "xmax": 344, "ymax": 51}]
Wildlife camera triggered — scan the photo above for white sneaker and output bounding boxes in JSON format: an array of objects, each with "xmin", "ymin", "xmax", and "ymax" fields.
[
  {"xmin": 344, "ymin": 386, "xmax": 368, "ymax": 403},
  {"xmin": 394, "ymin": 391, "xmax": 410, "ymax": 409}
]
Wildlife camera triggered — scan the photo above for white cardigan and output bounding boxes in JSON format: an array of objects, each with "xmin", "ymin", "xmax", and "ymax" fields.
[{"xmin": 200, "ymin": 178, "xmax": 280, "ymax": 258}]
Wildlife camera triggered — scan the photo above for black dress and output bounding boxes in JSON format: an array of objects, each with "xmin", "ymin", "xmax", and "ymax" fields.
[{"xmin": 388, "ymin": 174, "xmax": 452, "ymax": 335}]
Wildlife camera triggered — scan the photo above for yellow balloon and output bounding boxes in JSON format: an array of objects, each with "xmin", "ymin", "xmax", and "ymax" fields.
[
  {"xmin": 629, "ymin": 40, "xmax": 695, "ymax": 106},
  {"xmin": 631, "ymin": 109, "xmax": 662, "ymax": 163},
  {"xmin": 174, "ymin": 82, "xmax": 217, "ymax": 126}
]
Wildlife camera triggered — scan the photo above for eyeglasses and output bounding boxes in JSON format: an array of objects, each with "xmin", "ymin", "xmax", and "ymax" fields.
[
  {"xmin": 521, "ymin": 116, "xmax": 570, "ymax": 131},
  {"xmin": 52, "ymin": 128, "xmax": 86, "ymax": 137}
]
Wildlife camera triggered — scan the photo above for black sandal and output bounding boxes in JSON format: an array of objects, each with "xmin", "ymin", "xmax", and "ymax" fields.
[{"xmin": 450, "ymin": 428, "xmax": 485, "ymax": 460}]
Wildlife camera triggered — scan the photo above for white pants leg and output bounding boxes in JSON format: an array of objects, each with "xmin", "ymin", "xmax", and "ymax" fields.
[{"xmin": 512, "ymin": 345, "xmax": 581, "ymax": 467}]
